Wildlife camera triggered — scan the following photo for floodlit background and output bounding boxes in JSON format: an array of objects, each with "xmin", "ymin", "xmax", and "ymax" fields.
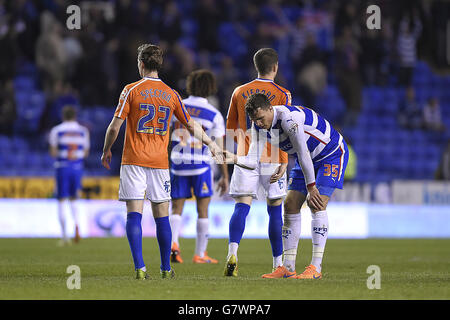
[{"xmin": 0, "ymin": 0, "xmax": 449, "ymax": 239}]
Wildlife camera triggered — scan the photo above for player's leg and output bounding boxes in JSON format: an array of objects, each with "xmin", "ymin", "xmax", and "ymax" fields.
[
  {"xmin": 151, "ymin": 200, "xmax": 174, "ymax": 278},
  {"xmin": 125, "ymin": 199, "xmax": 147, "ymax": 279},
  {"xmin": 225, "ymin": 164, "xmax": 259, "ymax": 276},
  {"xmin": 192, "ymin": 196, "xmax": 218, "ymax": 263},
  {"xmin": 259, "ymin": 163, "xmax": 287, "ymax": 274},
  {"xmin": 68, "ymin": 168, "xmax": 82, "ymax": 243},
  {"xmin": 169, "ymin": 173, "xmax": 193, "ymax": 263},
  {"xmin": 56, "ymin": 167, "xmax": 70, "ymax": 245},
  {"xmin": 119, "ymin": 165, "xmax": 148, "ymax": 279},
  {"xmin": 170, "ymin": 197, "xmax": 186, "ymax": 263},
  {"xmin": 146, "ymin": 168, "xmax": 174, "ymax": 278},
  {"xmin": 297, "ymin": 142, "xmax": 349, "ymax": 279},
  {"xmin": 192, "ymin": 168, "xmax": 217, "ymax": 263}
]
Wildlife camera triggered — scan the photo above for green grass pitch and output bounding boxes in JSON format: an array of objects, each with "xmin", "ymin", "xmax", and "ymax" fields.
[{"xmin": 0, "ymin": 238, "xmax": 448, "ymax": 300}]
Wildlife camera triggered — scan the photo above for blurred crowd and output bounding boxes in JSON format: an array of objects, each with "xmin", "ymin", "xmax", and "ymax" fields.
[{"xmin": 0, "ymin": 0, "xmax": 448, "ymax": 133}]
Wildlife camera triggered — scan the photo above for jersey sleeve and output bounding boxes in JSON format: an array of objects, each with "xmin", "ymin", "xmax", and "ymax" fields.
[
  {"xmin": 283, "ymin": 112, "xmax": 316, "ymax": 186},
  {"xmin": 48, "ymin": 127, "xmax": 57, "ymax": 148},
  {"xmin": 171, "ymin": 90, "xmax": 191, "ymax": 126},
  {"xmin": 226, "ymin": 89, "xmax": 239, "ymax": 130},
  {"xmin": 211, "ymin": 111, "xmax": 226, "ymax": 138},
  {"xmin": 237, "ymin": 123, "xmax": 265, "ymax": 170},
  {"xmin": 114, "ymin": 85, "xmax": 132, "ymax": 120},
  {"xmin": 83, "ymin": 126, "xmax": 90, "ymax": 150}
]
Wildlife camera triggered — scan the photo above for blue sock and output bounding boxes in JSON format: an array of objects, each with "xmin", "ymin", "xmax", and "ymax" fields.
[
  {"xmin": 229, "ymin": 203, "xmax": 250, "ymax": 244},
  {"xmin": 126, "ymin": 212, "xmax": 145, "ymax": 270},
  {"xmin": 267, "ymin": 204, "xmax": 283, "ymax": 257},
  {"xmin": 155, "ymin": 216, "xmax": 172, "ymax": 271}
]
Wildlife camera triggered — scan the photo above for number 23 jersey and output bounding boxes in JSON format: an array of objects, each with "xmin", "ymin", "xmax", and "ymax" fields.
[{"xmin": 114, "ymin": 77, "xmax": 191, "ymax": 169}]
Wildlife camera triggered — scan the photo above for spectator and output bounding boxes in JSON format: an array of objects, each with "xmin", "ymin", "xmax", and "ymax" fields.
[
  {"xmin": 360, "ymin": 28, "xmax": 385, "ymax": 86},
  {"xmin": 0, "ymin": 13, "xmax": 18, "ymax": 85},
  {"xmin": 396, "ymin": 16, "xmax": 422, "ymax": 87},
  {"xmin": 397, "ymin": 86, "xmax": 423, "ymax": 130},
  {"xmin": 159, "ymin": 1, "xmax": 182, "ymax": 44},
  {"xmin": 334, "ymin": 26, "xmax": 362, "ymax": 128},
  {"xmin": 423, "ymin": 97, "xmax": 446, "ymax": 132},
  {"xmin": 0, "ymin": 80, "xmax": 16, "ymax": 136},
  {"xmin": 196, "ymin": 0, "xmax": 222, "ymax": 52},
  {"xmin": 35, "ymin": 11, "xmax": 67, "ymax": 98},
  {"xmin": 296, "ymin": 32, "xmax": 327, "ymax": 108}
]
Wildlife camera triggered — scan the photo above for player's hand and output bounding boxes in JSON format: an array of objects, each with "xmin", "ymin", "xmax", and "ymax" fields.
[
  {"xmin": 101, "ymin": 150, "xmax": 112, "ymax": 170},
  {"xmin": 306, "ymin": 185, "xmax": 324, "ymax": 211},
  {"xmin": 216, "ymin": 176, "xmax": 229, "ymax": 196},
  {"xmin": 269, "ymin": 163, "xmax": 287, "ymax": 184},
  {"xmin": 208, "ymin": 142, "xmax": 224, "ymax": 164},
  {"xmin": 223, "ymin": 150, "xmax": 237, "ymax": 164}
]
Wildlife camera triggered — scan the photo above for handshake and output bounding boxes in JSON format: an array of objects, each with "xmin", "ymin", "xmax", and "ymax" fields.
[{"xmin": 207, "ymin": 142, "xmax": 256, "ymax": 170}]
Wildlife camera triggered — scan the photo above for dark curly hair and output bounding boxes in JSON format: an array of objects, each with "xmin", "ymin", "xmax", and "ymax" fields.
[{"xmin": 186, "ymin": 69, "xmax": 217, "ymax": 98}]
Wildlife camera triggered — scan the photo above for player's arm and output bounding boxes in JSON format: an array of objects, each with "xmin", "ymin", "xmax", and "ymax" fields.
[
  {"xmin": 84, "ymin": 128, "xmax": 90, "ymax": 158},
  {"xmin": 225, "ymin": 122, "xmax": 264, "ymax": 170},
  {"xmin": 48, "ymin": 128, "xmax": 58, "ymax": 158},
  {"xmin": 184, "ymin": 118, "xmax": 223, "ymax": 163},
  {"xmin": 215, "ymin": 136, "xmax": 230, "ymax": 196},
  {"xmin": 284, "ymin": 114, "xmax": 323, "ymax": 210},
  {"xmin": 101, "ymin": 117, "xmax": 124, "ymax": 170}
]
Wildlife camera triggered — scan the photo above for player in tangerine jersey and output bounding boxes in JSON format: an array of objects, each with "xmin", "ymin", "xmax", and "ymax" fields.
[
  {"xmin": 101, "ymin": 44, "xmax": 223, "ymax": 280},
  {"xmin": 224, "ymin": 48, "xmax": 292, "ymax": 277}
]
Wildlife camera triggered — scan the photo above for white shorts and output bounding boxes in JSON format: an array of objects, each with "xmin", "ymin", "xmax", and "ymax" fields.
[
  {"xmin": 229, "ymin": 162, "xmax": 287, "ymax": 200},
  {"xmin": 119, "ymin": 165, "xmax": 171, "ymax": 203}
]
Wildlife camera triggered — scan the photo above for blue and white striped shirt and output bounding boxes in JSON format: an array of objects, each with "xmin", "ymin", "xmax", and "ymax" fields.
[
  {"xmin": 170, "ymin": 96, "xmax": 225, "ymax": 176},
  {"xmin": 49, "ymin": 121, "xmax": 90, "ymax": 169},
  {"xmin": 241, "ymin": 105, "xmax": 344, "ymax": 185}
]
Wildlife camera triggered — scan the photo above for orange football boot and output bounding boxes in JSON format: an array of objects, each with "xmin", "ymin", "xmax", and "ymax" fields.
[
  {"xmin": 74, "ymin": 226, "xmax": 80, "ymax": 243},
  {"xmin": 295, "ymin": 265, "xmax": 322, "ymax": 279},
  {"xmin": 170, "ymin": 243, "xmax": 183, "ymax": 263},
  {"xmin": 193, "ymin": 251, "xmax": 218, "ymax": 264},
  {"xmin": 261, "ymin": 266, "xmax": 296, "ymax": 278}
]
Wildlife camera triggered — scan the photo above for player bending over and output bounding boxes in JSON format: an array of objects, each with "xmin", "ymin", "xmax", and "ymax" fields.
[
  {"xmin": 224, "ymin": 48, "xmax": 292, "ymax": 277},
  {"xmin": 101, "ymin": 44, "xmax": 223, "ymax": 280},
  {"xmin": 226, "ymin": 93, "xmax": 349, "ymax": 279},
  {"xmin": 49, "ymin": 105, "xmax": 90, "ymax": 246},
  {"xmin": 169, "ymin": 69, "xmax": 229, "ymax": 264}
]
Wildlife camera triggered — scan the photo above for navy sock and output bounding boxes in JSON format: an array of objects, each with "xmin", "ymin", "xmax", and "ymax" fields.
[
  {"xmin": 126, "ymin": 212, "xmax": 145, "ymax": 270},
  {"xmin": 155, "ymin": 216, "xmax": 172, "ymax": 271},
  {"xmin": 229, "ymin": 203, "xmax": 250, "ymax": 244},
  {"xmin": 267, "ymin": 204, "xmax": 283, "ymax": 257}
]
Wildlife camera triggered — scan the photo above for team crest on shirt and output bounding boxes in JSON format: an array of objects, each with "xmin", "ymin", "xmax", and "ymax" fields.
[
  {"xmin": 286, "ymin": 118, "xmax": 298, "ymax": 134},
  {"xmin": 120, "ymin": 88, "xmax": 128, "ymax": 101}
]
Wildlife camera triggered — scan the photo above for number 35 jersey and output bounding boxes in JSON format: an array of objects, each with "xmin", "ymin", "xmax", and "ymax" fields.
[
  {"xmin": 114, "ymin": 77, "xmax": 191, "ymax": 169},
  {"xmin": 170, "ymin": 95, "xmax": 225, "ymax": 176}
]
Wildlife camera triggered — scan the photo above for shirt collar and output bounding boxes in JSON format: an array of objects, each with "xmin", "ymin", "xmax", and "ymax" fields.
[{"xmin": 187, "ymin": 95, "xmax": 208, "ymax": 104}]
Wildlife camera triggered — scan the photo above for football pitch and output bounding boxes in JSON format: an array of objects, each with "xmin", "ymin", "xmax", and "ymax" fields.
[{"xmin": 0, "ymin": 238, "xmax": 448, "ymax": 300}]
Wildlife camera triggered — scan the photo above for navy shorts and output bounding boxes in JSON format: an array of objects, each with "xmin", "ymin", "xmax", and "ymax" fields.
[
  {"xmin": 170, "ymin": 167, "xmax": 213, "ymax": 199},
  {"xmin": 55, "ymin": 167, "xmax": 83, "ymax": 199},
  {"xmin": 288, "ymin": 141, "xmax": 349, "ymax": 197}
]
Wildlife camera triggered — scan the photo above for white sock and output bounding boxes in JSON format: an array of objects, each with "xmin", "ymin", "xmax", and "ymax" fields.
[
  {"xmin": 58, "ymin": 200, "xmax": 68, "ymax": 240},
  {"xmin": 282, "ymin": 212, "xmax": 301, "ymax": 272},
  {"xmin": 311, "ymin": 210, "xmax": 328, "ymax": 273},
  {"xmin": 227, "ymin": 242, "xmax": 239, "ymax": 261},
  {"xmin": 196, "ymin": 218, "xmax": 209, "ymax": 257},
  {"xmin": 169, "ymin": 214, "xmax": 182, "ymax": 246},
  {"xmin": 69, "ymin": 200, "xmax": 79, "ymax": 227},
  {"xmin": 273, "ymin": 255, "xmax": 282, "ymax": 269}
]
